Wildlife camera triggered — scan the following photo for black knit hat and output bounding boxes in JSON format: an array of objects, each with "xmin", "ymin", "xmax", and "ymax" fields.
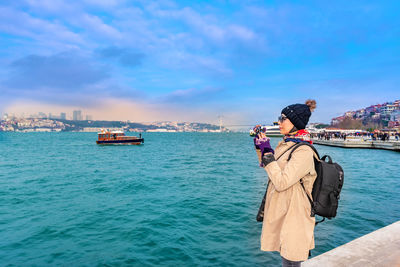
[{"xmin": 281, "ymin": 103, "xmax": 312, "ymax": 130}]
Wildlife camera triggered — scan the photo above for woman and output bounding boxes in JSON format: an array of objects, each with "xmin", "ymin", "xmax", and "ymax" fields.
[{"xmin": 254, "ymin": 100, "xmax": 317, "ymax": 267}]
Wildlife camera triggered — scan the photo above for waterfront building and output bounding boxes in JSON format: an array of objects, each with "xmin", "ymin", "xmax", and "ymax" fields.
[
  {"xmin": 381, "ymin": 104, "xmax": 397, "ymax": 115},
  {"xmin": 388, "ymin": 111, "xmax": 400, "ymax": 128},
  {"xmin": 388, "ymin": 121, "xmax": 400, "ymax": 128},
  {"xmin": 82, "ymin": 127, "xmax": 104, "ymax": 132},
  {"xmin": 372, "ymin": 113, "xmax": 381, "ymax": 119},
  {"xmin": 147, "ymin": 128, "xmax": 170, "ymax": 132},
  {"xmin": 355, "ymin": 109, "xmax": 366, "ymax": 118},
  {"xmin": 60, "ymin": 113, "xmax": 66, "ymax": 120},
  {"xmin": 345, "ymin": 111, "xmax": 355, "ymax": 117},
  {"xmin": 35, "ymin": 128, "xmax": 52, "ymax": 132},
  {"xmin": 390, "ymin": 110, "xmax": 400, "ymax": 121},
  {"xmin": 331, "ymin": 116, "xmax": 345, "ymax": 125}
]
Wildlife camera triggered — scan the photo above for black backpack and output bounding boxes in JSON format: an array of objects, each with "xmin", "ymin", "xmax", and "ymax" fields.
[{"xmin": 288, "ymin": 142, "xmax": 344, "ymax": 224}]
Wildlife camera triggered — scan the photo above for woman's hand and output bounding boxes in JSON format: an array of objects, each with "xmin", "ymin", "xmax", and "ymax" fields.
[
  {"xmin": 257, "ymin": 132, "xmax": 267, "ymax": 139},
  {"xmin": 253, "ymin": 125, "xmax": 267, "ymax": 147},
  {"xmin": 254, "ymin": 134, "xmax": 274, "ymax": 168},
  {"xmin": 257, "ymin": 137, "xmax": 274, "ymax": 155}
]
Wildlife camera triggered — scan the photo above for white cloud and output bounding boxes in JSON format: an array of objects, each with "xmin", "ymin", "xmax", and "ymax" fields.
[
  {"xmin": 0, "ymin": 7, "xmax": 85, "ymax": 49},
  {"xmin": 228, "ymin": 25, "xmax": 256, "ymax": 41},
  {"xmin": 146, "ymin": 5, "xmax": 258, "ymax": 45},
  {"xmin": 80, "ymin": 14, "xmax": 122, "ymax": 40}
]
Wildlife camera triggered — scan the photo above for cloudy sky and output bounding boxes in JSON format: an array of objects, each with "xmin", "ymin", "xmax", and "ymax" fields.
[{"xmin": 0, "ymin": 0, "xmax": 399, "ymax": 125}]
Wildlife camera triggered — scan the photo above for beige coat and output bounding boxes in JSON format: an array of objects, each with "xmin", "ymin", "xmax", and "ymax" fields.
[{"xmin": 256, "ymin": 140, "xmax": 317, "ymax": 261}]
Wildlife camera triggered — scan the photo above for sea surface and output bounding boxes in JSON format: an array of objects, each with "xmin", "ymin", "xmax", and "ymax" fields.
[{"xmin": 0, "ymin": 132, "xmax": 399, "ymax": 266}]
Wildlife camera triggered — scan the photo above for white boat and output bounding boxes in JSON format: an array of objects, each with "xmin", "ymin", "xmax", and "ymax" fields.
[
  {"xmin": 264, "ymin": 122, "xmax": 283, "ymax": 137},
  {"xmin": 251, "ymin": 123, "xmax": 322, "ymax": 138}
]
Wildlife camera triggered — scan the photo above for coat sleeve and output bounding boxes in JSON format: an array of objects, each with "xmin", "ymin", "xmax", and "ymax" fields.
[{"xmin": 264, "ymin": 146, "xmax": 313, "ymax": 192}]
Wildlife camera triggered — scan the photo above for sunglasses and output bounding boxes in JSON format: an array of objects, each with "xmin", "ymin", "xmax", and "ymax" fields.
[{"xmin": 278, "ymin": 115, "xmax": 288, "ymax": 122}]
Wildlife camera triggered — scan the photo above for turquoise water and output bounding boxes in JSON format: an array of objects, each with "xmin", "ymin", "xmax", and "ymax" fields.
[{"xmin": 0, "ymin": 132, "xmax": 399, "ymax": 266}]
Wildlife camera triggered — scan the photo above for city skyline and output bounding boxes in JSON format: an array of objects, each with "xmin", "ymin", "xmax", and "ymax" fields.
[
  {"xmin": 1, "ymin": 1, "xmax": 399, "ymax": 125},
  {"xmin": 2, "ymin": 110, "xmax": 92, "ymax": 121}
]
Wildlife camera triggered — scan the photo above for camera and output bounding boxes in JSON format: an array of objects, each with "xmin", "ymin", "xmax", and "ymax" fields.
[{"xmin": 249, "ymin": 125, "xmax": 266, "ymax": 137}]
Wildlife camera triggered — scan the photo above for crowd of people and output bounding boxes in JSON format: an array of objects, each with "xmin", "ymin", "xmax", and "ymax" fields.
[{"xmin": 311, "ymin": 132, "xmax": 400, "ymax": 141}]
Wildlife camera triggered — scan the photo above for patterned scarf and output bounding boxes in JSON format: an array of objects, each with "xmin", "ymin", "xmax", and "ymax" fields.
[{"xmin": 284, "ymin": 129, "xmax": 313, "ymax": 144}]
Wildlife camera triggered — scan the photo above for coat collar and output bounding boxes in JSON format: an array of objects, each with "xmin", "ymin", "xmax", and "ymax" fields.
[{"xmin": 278, "ymin": 140, "xmax": 295, "ymax": 147}]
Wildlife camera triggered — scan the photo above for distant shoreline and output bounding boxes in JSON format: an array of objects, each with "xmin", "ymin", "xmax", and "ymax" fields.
[{"xmin": 0, "ymin": 118, "xmax": 227, "ymax": 133}]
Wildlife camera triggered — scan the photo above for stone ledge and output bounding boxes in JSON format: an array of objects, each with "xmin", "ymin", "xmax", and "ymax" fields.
[{"xmin": 303, "ymin": 220, "xmax": 400, "ymax": 267}]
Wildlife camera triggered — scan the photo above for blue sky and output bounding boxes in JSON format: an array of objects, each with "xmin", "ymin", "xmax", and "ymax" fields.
[{"xmin": 0, "ymin": 0, "xmax": 399, "ymax": 124}]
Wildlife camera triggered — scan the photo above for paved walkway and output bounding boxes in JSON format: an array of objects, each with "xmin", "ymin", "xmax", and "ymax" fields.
[
  {"xmin": 303, "ymin": 220, "xmax": 400, "ymax": 267},
  {"xmin": 312, "ymin": 139, "xmax": 400, "ymax": 151}
]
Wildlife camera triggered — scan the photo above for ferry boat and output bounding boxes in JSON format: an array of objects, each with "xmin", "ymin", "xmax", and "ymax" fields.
[
  {"xmin": 96, "ymin": 130, "xmax": 144, "ymax": 145},
  {"xmin": 264, "ymin": 122, "xmax": 283, "ymax": 137},
  {"xmin": 264, "ymin": 123, "xmax": 317, "ymax": 137}
]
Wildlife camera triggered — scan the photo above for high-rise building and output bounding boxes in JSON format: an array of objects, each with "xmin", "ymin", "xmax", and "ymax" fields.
[
  {"xmin": 73, "ymin": 110, "xmax": 82, "ymax": 121},
  {"xmin": 60, "ymin": 113, "xmax": 66, "ymax": 120},
  {"xmin": 85, "ymin": 115, "xmax": 93, "ymax": 121}
]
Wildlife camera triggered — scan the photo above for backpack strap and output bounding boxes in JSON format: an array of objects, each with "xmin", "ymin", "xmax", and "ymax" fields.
[
  {"xmin": 286, "ymin": 142, "xmax": 328, "ymax": 225},
  {"xmin": 287, "ymin": 143, "xmax": 320, "ymax": 219},
  {"xmin": 276, "ymin": 144, "xmax": 298, "ymax": 160},
  {"xmin": 264, "ymin": 144, "xmax": 297, "ymax": 189},
  {"xmin": 301, "ymin": 181, "xmax": 325, "ymax": 224},
  {"xmin": 287, "ymin": 142, "xmax": 320, "ymax": 161},
  {"xmin": 299, "ymin": 180, "xmax": 315, "ymax": 217}
]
